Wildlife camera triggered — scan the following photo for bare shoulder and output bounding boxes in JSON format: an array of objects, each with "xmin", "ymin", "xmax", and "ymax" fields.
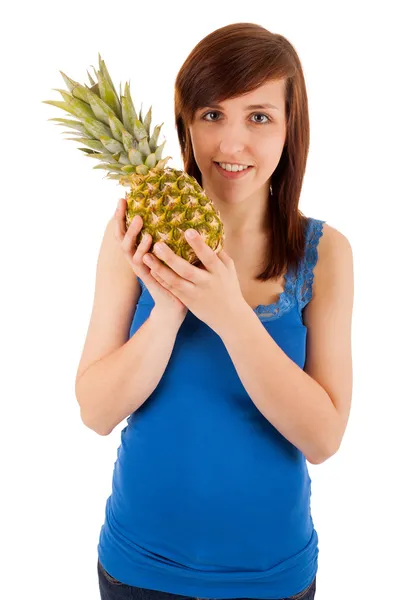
[{"xmin": 312, "ymin": 222, "xmax": 353, "ymax": 297}]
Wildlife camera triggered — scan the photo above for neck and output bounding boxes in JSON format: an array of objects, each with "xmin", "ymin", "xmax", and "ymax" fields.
[{"xmin": 205, "ymin": 184, "xmax": 272, "ymax": 240}]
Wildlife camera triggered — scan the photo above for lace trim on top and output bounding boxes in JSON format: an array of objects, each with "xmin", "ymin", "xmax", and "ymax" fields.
[
  {"xmin": 255, "ymin": 217, "xmax": 326, "ymax": 322},
  {"xmin": 253, "ymin": 267, "xmax": 297, "ymax": 322},
  {"xmin": 296, "ymin": 218, "xmax": 326, "ymax": 313}
]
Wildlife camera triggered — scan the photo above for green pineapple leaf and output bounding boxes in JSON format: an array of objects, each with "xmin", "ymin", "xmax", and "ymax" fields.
[
  {"xmin": 93, "ymin": 162, "xmax": 124, "ymax": 173},
  {"xmin": 155, "ymin": 156, "xmax": 172, "ymax": 170},
  {"xmin": 84, "ymin": 152, "xmax": 119, "ymax": 163},
  {"xmin": 59, "ymin": 72, "xmax": 90, "ymax": 104},
  {"xmin": 77, "ymin": 148, "xmax": 99, "ymax": 154},
  {"xmin": 50, "ymin": 90, "xmax": 96, "ymax": 121},
  {"xmin": 121, "ymin": 165, "xmax": 136, "ymax": 173},
  {"xmin": 96, "ymin": 65, "xmax": 122, "ymax": 121},
  {"xmin": 155, "ymin": 140, "xmax": 166, "ymax": 161},
  {"xmin": 143, "ymin": 106, "xmax": 152, "ymax": 135},
  {"xmin": 65, "ymin": 138, "xmax": 104, "ymax": 150},
  {"xmin": 98, "ymin": 135, "xmax": 125, "ymax": 153},
  {"xmin": 87, "ymin": 69, "xmax": 96, "ymax": 87},
  {"xmin": 138, "ymin": 138, "xmax": 151, "ymax": 156},
  {"xmin": 47, "ymin": 117, "xmax": 92, "ymax": 137},
  {"xmin": 128, "ymin": 148, "xmax": 144, "ymax": 166},
  {"xmin": 84, "ymin": 87, "xmax": 116, "ymax": 125},
  {"xmin": 98, "ymin": 54, "xmax": 120, "ymax": 104},
  {"xmin": 42, "ymin": 100, "xmax": 76, "ymax": 117},
  {"xmin": 133, "ymin": 119, "xmax": 148, "ymax": 142},
  {"xmin": 107, "ymin": 113, "xmax": 125, "ymax": 143},
  {"xmin": 106, "ymin": 173, "xmax": 125, "ymax": 181},
  {"xmin": 145, "ymin": 153, "xmax": 157, "ymax": 168},
  {"xmin": 149, "ymin": 123, "xmax": 164, "ymax": 152},
  {"xmin": 114, "ymin": 151, "xmax": 130, "ymax": 165},
  {"xmin": 121, "ymin": 129, "xmax": 135, "ymax": 154},
  {"xmin": 82, "ymin": 116, "xmax": 113, "ymax": 140},
  {"xmin": 121, "ymin": 82, "xmax": 138, "ymax": 137}
]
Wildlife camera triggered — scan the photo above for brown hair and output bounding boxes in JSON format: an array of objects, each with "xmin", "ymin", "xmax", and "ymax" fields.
[{"xmin": 174, "ymin": 22, "xmax": 311, "ymax": 282}]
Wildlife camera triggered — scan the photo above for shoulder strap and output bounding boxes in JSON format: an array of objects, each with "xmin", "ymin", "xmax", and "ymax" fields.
[{"xmin": 296, "ymin": 217, "xmax": 326, "ymax": 312}]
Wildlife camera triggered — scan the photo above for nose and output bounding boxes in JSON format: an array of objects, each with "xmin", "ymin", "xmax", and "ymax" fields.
[{"xmin": 218, "ymin": 122, "xmax": 247, "ymax": 156}]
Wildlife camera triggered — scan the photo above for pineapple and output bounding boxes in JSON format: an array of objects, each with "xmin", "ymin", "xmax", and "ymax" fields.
[{"xmin": 42, "ymin": 54, "xmax": 224, "ymax": 266}]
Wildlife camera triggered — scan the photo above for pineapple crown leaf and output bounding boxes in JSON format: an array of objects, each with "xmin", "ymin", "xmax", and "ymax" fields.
[
  {"xmin": 77, "ymin": 147, "xmax": 98, "ymax": 154},
  {"xmin": 86, "ymin": 69, "xmax": 96, "ymax": 87},
  {"xmin": 66, "ymin": 138, "xmax": 104, "ymax": 150},
  {"xmin": 121, "ymin": 81, "xmax": 138, "ymax": 137},
  {"xmin": 44, "ymin": 54, "xmax": 170, "ymax": 178},
  {"xmin": 148, "ymin": 123, "xmax": 165, "ymax": 153},
  {"xmin": 47, "ymin": 117, "xmax": 82, "ymax": 126},
  {"xmin": 42, "ymin": 99, "xmax": 76, "ymax": 117},
  {"xmin": 155, "ymin": 140, "xmax": 167, "ymax": 161},
  {"xmin": 98, "ymin": 135, "xmax": 124, "ymax": 154},
  {"xmin": 128, "ymin": 147, "xmax": 144, "ymax": 166},
  {"xmin": 138, "ymin": 138, "xmax": 151, "ymax": 156},
  {"xmin": 98, "ymin": 53, "xmax": 119, "ymax": 100},
  {"xmin": 93, "ymin": 163, "xmax": 123, "ymax": 172},
  {"xmin": 143, "ymin": 105, "xmax": 152, "ymax": 135},
  {"xmin": 58, "ymin": 72, "xmax": 89, "ymax": 104},
  {"xmin": 96, "ymin": 64, "xmax": 122, "ymax": 122},
  {"xmin": 81, "ymin": 116, "xmax": 113, "ymax": 140},
  {"xmin": 50, "ymin": 90, "xmax": 96, "ymax": 121},
  {"xmin": 84, "ymin": 86, "xmax": 116, "ymax": 122},
  {"xmin": 145, "ymin": 153, "xmax": 157, "ymax": 169},
  {"xmin": 133, "ymin": 119, "xmax": 148, "ymax": 142}
]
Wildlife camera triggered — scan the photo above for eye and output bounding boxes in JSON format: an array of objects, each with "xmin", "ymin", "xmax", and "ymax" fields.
[
  {"xmin": 251, "ymin": 113, "xmax": 270, "ymax": 124},
  {"xmin": 202, "ymin": 111, "xmax": 218, "ymax": 121},
  {"xmin": 201, "ymin": 111, "xmax": 271, "ymax": 124}
]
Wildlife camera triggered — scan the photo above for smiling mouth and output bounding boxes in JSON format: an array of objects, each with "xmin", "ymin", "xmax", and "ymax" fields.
[{"xmin": 213, "ymin": 161, "xmax": 254, "ymax": 170}]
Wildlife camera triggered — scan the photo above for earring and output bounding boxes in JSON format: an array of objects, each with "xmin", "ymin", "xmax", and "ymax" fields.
[{"xmin": 269, "ymin": 184, "xmax": 273, "ymax": 196}]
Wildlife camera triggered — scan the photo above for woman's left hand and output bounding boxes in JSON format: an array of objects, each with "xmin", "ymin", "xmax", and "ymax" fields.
[{"xmin": 142, "ymin": 229, "xmax": 248, "ymax": 335}]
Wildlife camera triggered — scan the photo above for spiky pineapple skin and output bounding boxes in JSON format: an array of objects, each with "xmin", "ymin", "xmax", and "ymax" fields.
[{"xmin": 123, "ymin": 167, "xmax": 225, "ymax": 266}]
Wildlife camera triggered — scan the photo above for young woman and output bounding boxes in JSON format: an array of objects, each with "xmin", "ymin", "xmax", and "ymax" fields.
[{"xmin": 76, "ymin": 22, "xmax": 353, "ymax": 600}]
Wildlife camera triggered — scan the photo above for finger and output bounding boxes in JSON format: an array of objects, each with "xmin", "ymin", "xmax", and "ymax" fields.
[
  {"xmin": 132, "ymin": 232, "xmax": 153, "ymax": 270},
  {"xmin": 216, "ymin": 248, "xmax": 234, "ymax": 268},
  {"xmin": 121, "ymin": 213, "xmax": 143, "ymax": 254},
  {"xmin": 183, "ymin": 230, "xmax": 222, "ymax": 273},
  {"xmin": 145, "ymin": 252, "xmax": 193, "ymax": 294},
  {"xmin": 150, "ymin": 270, "xmax": 166, "ymax": 286},
  {"xmin": 153, "ymin": 241, "xmax": 205, "ymax": 284},
  {"xmin": 114, "ymin": 198, "xmax": 129, "ymax": 242}
]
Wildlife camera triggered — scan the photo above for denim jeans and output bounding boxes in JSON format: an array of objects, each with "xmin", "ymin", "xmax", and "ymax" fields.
[{"xmin": 97, "ymin": 558, "xmax": 316, "ymax": 600}]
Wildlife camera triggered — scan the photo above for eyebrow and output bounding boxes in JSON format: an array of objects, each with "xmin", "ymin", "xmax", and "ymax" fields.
[{"xmin": 205, "ymin": 102, "xmax": 280, "ymax": 112}]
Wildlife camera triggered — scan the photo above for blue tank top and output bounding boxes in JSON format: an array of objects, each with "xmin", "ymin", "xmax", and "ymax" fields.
[{"xmin": 97, "ymin": 216, "xmax": 326, "ymax": 599}]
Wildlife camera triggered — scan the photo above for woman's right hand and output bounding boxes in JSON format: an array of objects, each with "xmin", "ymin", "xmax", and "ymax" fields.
[{"xmin": 114, "ymin": 198, "xmax": 188, "ymax": 328}]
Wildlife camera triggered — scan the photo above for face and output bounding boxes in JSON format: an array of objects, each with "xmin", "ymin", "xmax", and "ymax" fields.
[{"xmin": 188, "ymin": 79, "xmax": 287, "ymax": 207}]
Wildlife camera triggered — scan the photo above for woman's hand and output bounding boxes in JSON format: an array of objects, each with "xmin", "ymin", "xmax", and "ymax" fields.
[
  {"xmin": 142, "ymin": 228, "xmax": 248, "ymax": 335},
  {"xmin": 114, "ymin": 198, "xmax": 188, "ymax": 328}
]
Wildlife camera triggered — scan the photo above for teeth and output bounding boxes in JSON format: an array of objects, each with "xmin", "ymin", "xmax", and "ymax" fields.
[{"xmin": 218, "ymin": 162, "xmax": 250, "ymax": 172}]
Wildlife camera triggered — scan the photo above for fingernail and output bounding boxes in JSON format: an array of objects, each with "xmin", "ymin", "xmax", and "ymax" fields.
[
  {"xmin": 185, "ymin": 229, "xmax": 197, "ymax": 240},
  {"xmin": 154, "ymin": 242, "xmax": 166, "ymax": 254}
]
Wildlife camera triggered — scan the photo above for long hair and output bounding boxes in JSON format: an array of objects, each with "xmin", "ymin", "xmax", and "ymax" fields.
[{"xmin": 174, "ymin": 22, "xmax": 311, "ymax": 281}]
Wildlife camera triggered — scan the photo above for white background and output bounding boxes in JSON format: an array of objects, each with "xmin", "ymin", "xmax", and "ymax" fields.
[{"xmin": 1, "ymin": 1, "xmax": 399, "ymax": 598}]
